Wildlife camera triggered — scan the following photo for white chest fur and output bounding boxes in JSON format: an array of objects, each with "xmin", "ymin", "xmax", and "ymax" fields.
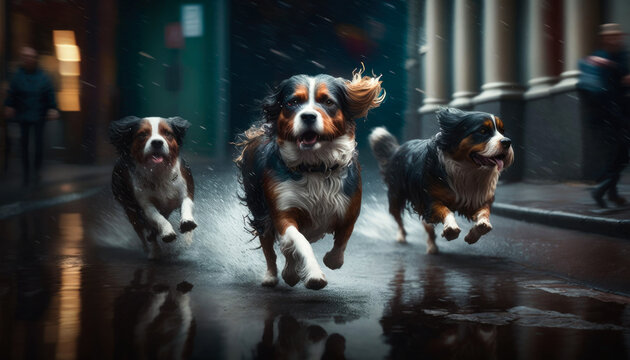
[
  {"xmin": 440, "ymin": 151, "xmax": 499, "ymax": 211},
  {"xmin": 132, "ymin": 161, "xmax": 187, "ymax": 213},
  {"xmin": 273, "ymin": 171, "xmax": 351, "ymax": 241}
]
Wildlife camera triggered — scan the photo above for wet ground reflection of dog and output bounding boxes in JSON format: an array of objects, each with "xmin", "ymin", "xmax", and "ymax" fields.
[
  {"xmin": 254, "ymin": 313, "xmax": 346, "ymax": 360},
  {"xmin": 113, "ymin": 268, "xmax": 195, "ymax": 359},
  {"xmin": 380, "ymin": 260, "xmax": 504, "ymax": 359}
]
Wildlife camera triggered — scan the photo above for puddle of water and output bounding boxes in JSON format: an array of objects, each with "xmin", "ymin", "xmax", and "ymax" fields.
[
  {"xmin": 424, "ymin": 306, "xmax": 625, "ymax": 331},
  {"xmin": 520, "ymin": 280, "xmax": 630, "ymax": 304}
]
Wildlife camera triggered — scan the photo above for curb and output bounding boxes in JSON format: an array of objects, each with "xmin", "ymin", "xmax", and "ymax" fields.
[
  {"xmin": 492, "ymin": 203, "xmax": 630, "ymax": 239},
  {"xmin": 0, "ymin": 186, "xmax": 104, "ymax": 220}
]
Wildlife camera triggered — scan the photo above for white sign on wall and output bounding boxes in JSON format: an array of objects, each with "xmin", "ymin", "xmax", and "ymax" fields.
[{"xmin": 182, "ymin": 4, "xmax": 204, "ymax": 38}]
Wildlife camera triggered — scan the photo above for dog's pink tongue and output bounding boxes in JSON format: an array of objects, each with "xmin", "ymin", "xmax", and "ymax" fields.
[
  {"xmin": 151, "ymin": 155, "xmax": 164, "ymax": 164},
  {"xmin": 496, "ymin": 159, "xmax": 504, "ymax": 171},
  {"xmin": 301, "ymin": 133, "xmax": 318, "ymax": 145}
]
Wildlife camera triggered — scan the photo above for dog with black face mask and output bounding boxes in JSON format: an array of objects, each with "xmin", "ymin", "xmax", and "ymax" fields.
[
  {"xmin": 235, "ymin": 70, "xmax": 385, "ymax": 289},
  {"xmin": 109, "ymin": 116, "xmax": 196, "ymax": 259},
  {"xmin": 369, "ymin": 108, "xmax": 514, "ymax": 254}
]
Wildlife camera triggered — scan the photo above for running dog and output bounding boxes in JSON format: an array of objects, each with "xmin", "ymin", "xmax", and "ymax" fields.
[
  {"xmin": 369, "ymin": 108, "xmax": 513, "ymax": 254},
  {"xmin": 109, "ymin": 116, "xmax": 196, "ymax": 259},
  {"xmin": 235, "ymin": 70, "xmax": 385, "ymax": 289}
]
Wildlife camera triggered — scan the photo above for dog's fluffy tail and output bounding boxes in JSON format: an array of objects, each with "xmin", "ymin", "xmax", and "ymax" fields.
[{"xmin": 369, "ymin": 127, "xmax": 399, "ymax": 172}]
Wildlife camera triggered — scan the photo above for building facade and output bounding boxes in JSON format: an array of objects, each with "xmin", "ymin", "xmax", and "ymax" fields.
[
  {"xmin": 0, "ymin": 0, "xmax": 230, "ymax": 166},
  {"xmin": 408, "ymin": 0, "xmax": 630, "ymax": 181}
]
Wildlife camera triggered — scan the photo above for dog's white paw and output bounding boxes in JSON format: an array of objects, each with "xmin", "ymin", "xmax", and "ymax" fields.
[
  {"xmin": 442, "ymin": 224, "xmax": 461, "ymax": 241},
  {"xmin": 160, "ymin": 223, "xmax": 177, "ymax": 243},
  {"xmin": 465, "ymin": 219, "xmax": 492, "ymax": 244},
  {"xmin": 180, "ymin": 218, "xmax": 197, "ymax": 233},
  {"xmin": 161, "ymin": 232, "xmax": 177, "ymax": 243},
  {"xmin": 261, "ymin": 271, "xmax": 279, "ymax": 287},
  {"xmin": 476, "ymin": 218, "xmax": 492, "ymax": 234},
  {"xmin": 304, "ymin": 272, "xmax": 327, "ymax": 290},
  {"xmin": 323, "ymin": 249, "xmax": 344, "ymax": 270}
]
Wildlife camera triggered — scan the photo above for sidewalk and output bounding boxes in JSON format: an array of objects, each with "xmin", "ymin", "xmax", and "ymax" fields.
[
  {"xmin": 0, "ymin": 161, "xmax": 111, "ymax": 218},
  {"xmin": 493, "ymin": 171, "xmax": 630, "ymax": 239},
  {"xmin": 0, "ymin": 155, "xmax": 220, "ymax": 219}
]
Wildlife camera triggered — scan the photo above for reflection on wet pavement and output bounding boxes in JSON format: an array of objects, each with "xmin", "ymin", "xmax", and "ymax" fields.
[
  {"xmin": 255, "ymin": 314, "xmax": 346, "ymax": 360},
  {"xmin": 380, "ymin": 257, "xmax": 630, "ymax": 359},
  {"xmin": 113, "ymin": 268, "xmax": 195, "ymax": 359},
  {"xmin": 0, "ymin": 179, "xmax": 629, "ymax": 359}
]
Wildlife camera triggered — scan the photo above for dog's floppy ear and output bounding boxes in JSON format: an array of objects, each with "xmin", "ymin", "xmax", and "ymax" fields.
[
  {"xmin": 167, "ymin": 116, "xmax": 191, "ymax": 145},
  {"xmin": 261, "ymin": 80, "xmax": 287, "ymax": 123},
  {"xmin": 109, "ymin": 116, "xmax": 142, "ymax": 155},
  {"xmin": 436, "ymin": 107, "xmax": 466, "ymax": 131},
  {"xmin": 436, "ymin": 107, "xmax": 467, "ymax": 151},
  {"xmin": 342, "ymin": 67, "xmax": 386, "ymax": 120}
]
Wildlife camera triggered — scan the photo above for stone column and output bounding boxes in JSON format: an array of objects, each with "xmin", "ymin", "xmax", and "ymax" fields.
[
  {"xmin": 450, "ymin": 0, "xmax": 478, "ymax": 108},
  {"xmin": 403, "ymin": 0, "xmax": 422, "ymax": 139},
  {"xmin": 553, "ymin": 0, "xmax": 599, "ymax": 91},
  {"xmin": 419, "ymin": 0, "xmax": 448, "ymax": 113},
  {"xmin": 525, "ymin": 0, "xmax": 559, "ymax": 99},
  {"xmin": 473, "ymin": 0, "xmax": 523, "ymax": 180},
  {"xmin": 474, "ymin": 0, "xmax": 522, "ymax": 103}
]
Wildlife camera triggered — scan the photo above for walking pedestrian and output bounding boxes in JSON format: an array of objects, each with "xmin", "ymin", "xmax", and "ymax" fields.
[
  {"xmin": 3, "ymin": 47, "xmax": 59, "ymax": 185},
  {"xmin": 578, "ymin": 24, "xmax": 630, "ymax": 207}
]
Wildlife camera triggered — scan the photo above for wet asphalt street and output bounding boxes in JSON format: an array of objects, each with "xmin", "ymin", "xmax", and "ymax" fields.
[{"xmin": 1, "ymin": 166, "xmax": 629, "ymax": 359}]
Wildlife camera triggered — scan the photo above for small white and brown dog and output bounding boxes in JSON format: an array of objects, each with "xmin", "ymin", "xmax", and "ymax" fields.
[
  {"xmin": 235, "ymin": 70, "xmax": 385, "ymax": 290},
  {"xmin": 109, "ymin": 116, "xmax": 196, "ymax": 259}
]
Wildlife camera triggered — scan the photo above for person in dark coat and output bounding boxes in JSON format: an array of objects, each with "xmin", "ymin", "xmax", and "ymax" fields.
[
  {"xmin": 4, "ymin": 47, "xmax": 59, "ymax": 185},
  {"xmin": 582, "ymin": 24, "xmax": 630, "ymax": 207}
]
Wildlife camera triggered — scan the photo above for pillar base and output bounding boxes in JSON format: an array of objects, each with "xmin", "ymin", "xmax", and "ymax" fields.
[
  {"xmin": 473, "ymin": 82, "xmax": 524, "ymax": 104},
  {"xmin": 449, "ymin": 91, "xmax": 477, "ymax": 109},
  {"xmin": 524, "ymin": 76, "xmax": 557, "ymax": 100},
  {"xmin": 551, "ymin": 71, "xmax": 580, "ymax": 93},
  {"xmin": 419, "ymin": 99, "xmax": 448, "ymax": 114}
]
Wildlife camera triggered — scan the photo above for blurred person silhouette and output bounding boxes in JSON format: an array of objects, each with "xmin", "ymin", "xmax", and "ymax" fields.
[
  {"xmin": 3, "ymin": 46, "xmax": 59, "ymax": 186},
  {"xmin": 578, "ymin": 24, "xmax": 630, "ymax": 208}
]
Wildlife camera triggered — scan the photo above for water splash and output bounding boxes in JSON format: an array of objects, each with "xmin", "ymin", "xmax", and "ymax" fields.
[{"xmin": 88, "ymin": 170, "xmax": 264, "ymax": 283}]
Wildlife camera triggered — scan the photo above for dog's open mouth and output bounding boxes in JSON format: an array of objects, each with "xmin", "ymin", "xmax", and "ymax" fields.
[
  {"xmin": 148, "ymin": 153, "xmax": 165, "ymax": 165},
  {"xmin": 297, "ymin": 131, "xmax": 319, "ymax": 149},
  {"xmin": 471, "ymin": 153, "xmax": 506, "ymax": 171}
]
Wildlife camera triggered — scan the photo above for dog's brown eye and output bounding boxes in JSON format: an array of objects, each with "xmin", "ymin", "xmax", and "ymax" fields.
[
  {"xmin": 287, "ymin": 99, "xmax": 297, "ymax": 107},
  {"xmin": 325, "ymin": 99, "xmax": 334, "ymax": 106},
  {"xmin": 480, "ymin": 128, "xmax": 488, "ymax": 134}
]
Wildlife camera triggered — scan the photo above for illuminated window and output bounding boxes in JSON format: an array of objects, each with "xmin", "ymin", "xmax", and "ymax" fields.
[{"xmin": 53, "ymin": 30, "xmax": 80, "ymax": 111}]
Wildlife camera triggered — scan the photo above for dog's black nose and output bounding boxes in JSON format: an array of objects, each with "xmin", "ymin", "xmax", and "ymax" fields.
[
  {"xmin": 300, "ymin": 112, "xmax": 317, "ymax": 125},
  {"xmin": 151, "ymin": 139, "xmax": 163, "ymax": 149},
  {"xmin": 500, "ymin": 138, "xmax": 512, "ymax": 149}
]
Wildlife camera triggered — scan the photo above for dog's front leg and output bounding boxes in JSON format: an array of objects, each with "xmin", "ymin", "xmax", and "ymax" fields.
[
  {"xmin": 432, "ymin": 203, "xmax": 461, "ymax": 240},
  {"xmin": 279, "ymin": 225, "xmax": 327, "ymax": 290},
  {"xmin": 324, "ymin": 223, "xmax": 353, "ymax": 270},
  {"xmin": 465, "ymin": 205, "xmax": 492, "ymax": 244},
  {"xmin": 140, "ymin": 202, "xmax": 177, "ymax": 243},
  {"xmin": 179, "ymin": 197, "xmax": 197, "ymax": 233},
  {"xmin": 324, "ymin": 192, "xmax": 360, "ymax": 269}
]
